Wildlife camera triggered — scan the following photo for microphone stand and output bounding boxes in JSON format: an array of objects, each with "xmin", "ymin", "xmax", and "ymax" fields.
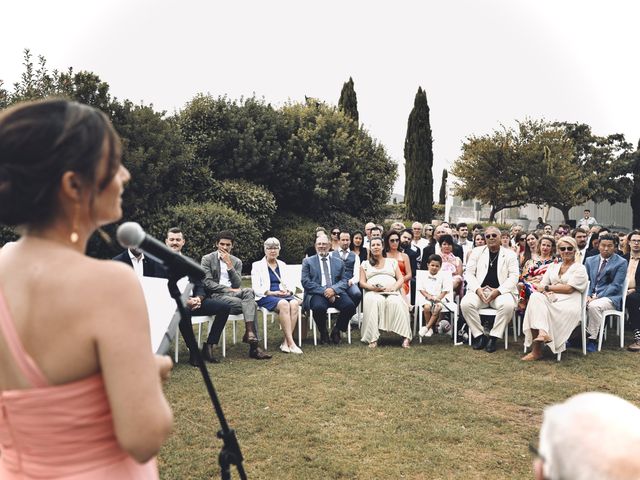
[{"xmin": 166, "ymin": 274, "xmax": 248, "ymax": 480}]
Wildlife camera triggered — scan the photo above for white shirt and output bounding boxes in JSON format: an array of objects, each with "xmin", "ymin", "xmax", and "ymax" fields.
[
  {"xmin": 578, "ymin": 217, "xmax": 597, "ymax": 228},
  {"xmin": 422, "ymin": 270, "xmax": 452, "ymax": 298},
  {"xmin": 218, "ymin": 252, "xmax": 231, "ymax": 287},
  {"xmin": 412, "ymin": 238, "xmax": 429, "ymax": 261},
  {"xmin": 128, "ymin": 250, "xmax": 145, "ymax": 280}
]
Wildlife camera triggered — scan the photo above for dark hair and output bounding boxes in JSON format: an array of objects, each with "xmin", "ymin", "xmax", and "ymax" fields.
[
  {"xmin": 473, "ymin": 233, "xmax": 485, "ymax": 247},
  {"xmin": 572, "ymin": 228, "xmax": 588, "ymax": 238},
  {"xmin": 0, "ymin": 98, "xmax": 121, "ymax": 227},
  {"xmin": 472, "ymin": 224, "xmax": 483, "ymax": 231},
  {"xmin": 598, "ymin": 233, "xmax": 617, "ymax": 246},
  {"xmin": 401, "ymin": 228, "xmax": 413, "ymax": 237},
  {"xmin": 522, "ymin": 232, "xmax": 539, "ymax": 266},
  {"xmin": 383, "ymin": 229, "xmax": 400, "ymax": 252},
  {"xmin": 438, "ymin": 234, "xmax": 454, "ymax": 246},
  {"xmin": 350, "ymin": 230, "xmax": 363, "ymax": 251},
  {"xmin": 168, "ymin": 227, "xmax": 182, "ymax": 235},
  {"xmin": 458, "ymin": 222, "xmax": 468, "ymax": 229},
  {"xmin": 216, "ymin": 230, "xmax": 235, "ymax": 243},
  {"xmin": 368, "ymin": 237, "xmax": 385, "ymax": 266},
  {"xmin": 584, "ymin": 209, "xmax": 591, "ymax": 212},
  {"xmin": 370, "ymin": 226, "xmax": 381, "ymax": 234},
  {"xmin": 427, "ymin": 254, "xmax": 442, "ymax": 266}
]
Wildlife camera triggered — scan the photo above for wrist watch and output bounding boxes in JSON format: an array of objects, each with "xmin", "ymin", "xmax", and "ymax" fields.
[{"xmin": 544, "ymin": 285, "xmax": 550, "ymax": 292}]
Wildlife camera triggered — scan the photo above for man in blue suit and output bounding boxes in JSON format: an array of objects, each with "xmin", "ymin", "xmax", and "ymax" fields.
[
  {"xmin": 585, "ymin": 233, "xmax": 628, "ymax": 352},
  {"xmin": 302, "ymin": 234, "xmax": 356, "ymax": 344}
]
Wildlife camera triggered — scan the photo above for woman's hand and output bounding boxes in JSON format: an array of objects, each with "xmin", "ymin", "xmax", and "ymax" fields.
[
  {"xmin": 535, "ymin": 284, "xmax": 546, "ymax": 293},
  {"xmin": 155, "ymin": 355, "xmax": 173, "ymax": 383},
  {"xmin": 383, "ymin": 286, "xmax": 395, "ymax": 293}
]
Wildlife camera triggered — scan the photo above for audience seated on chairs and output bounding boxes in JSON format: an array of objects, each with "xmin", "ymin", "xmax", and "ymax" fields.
[
  {"xmin": 623, "ymin": 230, "xmax": 640, "ymax": 352},
  {"xmin": 359, "ymin": 237, "xmax": 412, "ymax": 348},
  {"xmin": 399, "ymin": 228, "xmax": 419, "ymax": 305},
  {"xmin": 460, "ymin": 226, "xmax": 519, "ymax": 353},
  {"xmin": 201, "ymin": 230, "xmax": 271, "ymax": 360},
  {"xmin": 417, "ymin": 254, "xmax": 452, "ymax": 339},
  {"xmin": 518, "ymin": 235, "xmax": 557, "ymax": 313},
  {"xmin": 301, "ymin": 235, "xmax": 356, "ymax": 345},
  {"xmin": 521, "ymin": 236, "xmax": 588, "ymax": 361},
  {"xmin": 330, "ymin": 231, "xmax": 362, "ymax": 308},
  {"xmin": 251, "ymin": 237, "xmax": 302, "ymax": 354},
  {"xmin": 422, "ymin": 225, "xmax": 464, "ymax": 264},
  {"xmin": 534, "ymin": 392, "xmax": 640, "ymax": 480},
  {"xmin": 584, "ymin": 233, "xmax": 627, "ymax": 353},
  {"xmin": 161, "ymin": 227, "xmax": 231, "ymax": 366}
]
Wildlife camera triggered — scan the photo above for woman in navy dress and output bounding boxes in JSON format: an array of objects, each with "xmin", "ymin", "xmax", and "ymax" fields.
[{"xmin": 251, "ymin": 238, "xmax": 302, "ymax": 354}]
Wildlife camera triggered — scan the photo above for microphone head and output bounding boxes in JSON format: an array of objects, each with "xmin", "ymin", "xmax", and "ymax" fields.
[{"xmin": 116, "ymin": 222, "xmax": 145, "ymax": 249}]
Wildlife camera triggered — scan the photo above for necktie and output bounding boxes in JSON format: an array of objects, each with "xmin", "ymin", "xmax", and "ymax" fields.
[
  {"xmin": 321, "ymin": 256, "xmax": 331, "ymax": 287},
  {"xmin": 595, "ymin": 258, "xmax": 608, "ymax": 295}
]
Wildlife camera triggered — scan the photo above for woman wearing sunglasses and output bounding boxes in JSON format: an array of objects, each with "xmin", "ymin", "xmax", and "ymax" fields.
[
  {"xmin": 521, "ymin": 236, "xmax": 588, "ymax": 360},
  {"xmin": 330, "ymin": 227, "xmax": 341, "ymax": 251}
]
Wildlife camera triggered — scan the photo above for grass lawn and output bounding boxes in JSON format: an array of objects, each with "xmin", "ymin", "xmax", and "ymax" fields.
[{"xmin": 159, "ymin": 317, "xmax": 640, "ymax": 480}]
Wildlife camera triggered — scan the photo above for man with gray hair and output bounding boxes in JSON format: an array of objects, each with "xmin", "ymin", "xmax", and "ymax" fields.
[
  {"xmin": 534, "ymin": 392, "xmax": 640, "ymax": 480},
  {"xmin": 461, "ymin": 226, "xmax": 519, "ymax": 352}
]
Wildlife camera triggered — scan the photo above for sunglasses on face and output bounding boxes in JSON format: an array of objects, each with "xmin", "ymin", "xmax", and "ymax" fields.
[
  {"xmin": 485, "ymin": 233, "xmax": 499, "ymax": 238},
  {"xmin": 558, "ymin": 246, "xmax": 574, "ymax": 252},
  {"xmin": 389, "ymin": 238, "xmax": 400, "ymax": 243},
  {"xmin": 331, "ymin": 231, "xmax": 339, "ymax": 235}
]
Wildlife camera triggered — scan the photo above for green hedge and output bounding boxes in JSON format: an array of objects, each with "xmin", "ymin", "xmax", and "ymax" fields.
[
  {"xmin": 213, "ymin": 179, "xmax": 276, "ymax": 230},
  {"xmin": 270, "ymin": 213, "xmax": 318, "ymax": 264},
  {"xmin": 151, "ymin": 201, "xmax": 263, "ymax": 272}
]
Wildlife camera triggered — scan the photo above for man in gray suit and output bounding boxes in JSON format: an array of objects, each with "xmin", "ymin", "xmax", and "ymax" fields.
[
  {"xmin": 201, "ymin": 230, "xmax": 271, "ymax": 359},
  {"xmin": 302, "ymin": 235, "xmax": 356, "ymax": 344}
]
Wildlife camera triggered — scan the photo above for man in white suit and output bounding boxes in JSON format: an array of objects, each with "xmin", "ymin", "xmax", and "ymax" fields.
[{"xmin": 461, "ymin": 226, "xmax": 519, "ymax": 352}]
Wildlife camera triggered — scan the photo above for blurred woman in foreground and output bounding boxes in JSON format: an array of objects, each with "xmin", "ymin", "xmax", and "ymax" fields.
[{"xmin": 0, "ymin": 99, "xmax": 172, "ymax": 478}]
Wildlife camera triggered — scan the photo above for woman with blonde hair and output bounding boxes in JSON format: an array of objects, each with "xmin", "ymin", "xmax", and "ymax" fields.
[
  {"xmin": 521, "ymin": 236, "xmax": 588, "ymax": 360},
  {"xmin": 251, "ymin": 238, "xmax": 302, "ymax": 354},
  {"xmin": 0, "ymin": 99, "xmax": 172, "ymax": 478}
]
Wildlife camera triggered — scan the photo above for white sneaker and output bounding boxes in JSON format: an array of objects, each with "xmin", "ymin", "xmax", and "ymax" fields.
[
  {"xmin": 418, "ymin": 326, "xmax": 429, "ymax": 337},
  {"xmin": 279, "ymin": 343, "xmax": 290, "ymax": 353},
  {"xmin": 425, "ymin": 328, "xmax": 434, "ymax": 338},
  {"xmin": 289, "ymin": 344, "xmax": 303, "ymax": 354}
]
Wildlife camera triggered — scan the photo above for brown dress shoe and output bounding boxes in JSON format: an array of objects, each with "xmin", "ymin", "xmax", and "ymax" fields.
[
  {"xmin": 249, "ymin": 345, "xmax": 272, "ymax": 360},
  {"xmin": 627, "ymin": 339, "xmax": 640, "ymax": 352}
]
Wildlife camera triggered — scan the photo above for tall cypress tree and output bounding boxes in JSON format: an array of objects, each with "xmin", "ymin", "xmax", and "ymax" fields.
[
  {"xmin": 438, "ymin": 169, "xmax": 448, "ymax": 205},
  {"xmin": 338, "ymin": 76, "xmax": 359, "ymax": 122},
  {"xmin": 631, "ymin": 139, "xmax": 640, "ymax": 228},
  {"xmin": 404, "ymin": 87, "xmax": 433, "ymax": 221}
]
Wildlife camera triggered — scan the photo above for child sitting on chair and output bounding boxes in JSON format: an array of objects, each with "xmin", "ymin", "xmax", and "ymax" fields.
[{"xmin": 418, "ymin": 254, "xmax": 452, "ymax": 338}]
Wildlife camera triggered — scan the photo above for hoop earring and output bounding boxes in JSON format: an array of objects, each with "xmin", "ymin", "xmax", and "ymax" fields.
[{"xmin": 70, "ymin": 203, "xmax": 79, "ymax": 244}]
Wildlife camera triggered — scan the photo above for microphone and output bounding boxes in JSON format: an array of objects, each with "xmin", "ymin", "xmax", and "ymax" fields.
[{"xmin": 116, "ymin": 222, "xmax": 205, "ymax": 280}]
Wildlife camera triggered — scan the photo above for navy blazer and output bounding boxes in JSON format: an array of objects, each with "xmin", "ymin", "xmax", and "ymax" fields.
[
  {"xmin": 112, "ymin": 249, "xmax": 165, "ymax": 278},
  {"xmin": 585, "ymin": 253, "xmax": 628, "ymax": 310},
  {"xmin": 301, "ymin": 254, "xmax": 349, "ymax": 310}
]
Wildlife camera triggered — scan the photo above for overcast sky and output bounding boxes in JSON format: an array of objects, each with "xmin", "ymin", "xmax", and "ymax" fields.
[{"xmin": 2, "ymin": 1, "xmax": 638, "ymax": 195}]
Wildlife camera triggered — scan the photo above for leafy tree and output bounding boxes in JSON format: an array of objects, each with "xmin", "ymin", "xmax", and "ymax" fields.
[
  {"xmin": 404, "ymin": 87, "xmax": 433, "ymax": 221},
  {"xmin": 338, "ymin": 76, "xmax": 359, "ymax": 123},
  {"xmin": 451, "ymin": 126, "xmax": 528, "ymax": 222},
  {"xmin": 438, "ymin": 169, "xmax": 448, "ymax": 205},
  {"xmin": 631, "ymin": 140, "xmax": 640, "ymax": 229}
]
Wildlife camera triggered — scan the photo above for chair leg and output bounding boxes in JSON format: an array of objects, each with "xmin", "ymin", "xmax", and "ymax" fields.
[
  {"xmin": 311, "ymin": 311, "xmax": 317, "ymax": 346},
  {"xmin": 232, "ymin": 321, "xmax": 237, "ymax": 344},
  {"xmin": 262, "ymin": 310, "xmax": 268, "ymax": 350},
  {"xmin": 581, "ymin": 318, "xmax": 587, "ymax": 356},
  {"xmin": 222, "ymin": 327, "xmax": 226, "ymax": 357},
  {"xmin": 620, "ymin": 314, "xmax": 625, "ymax": 349},
  {"xmin": 174, "ymin": 325, "xmax": 179, "ymax": 363},
  {"xmin": 297, "ymin": 308, "xmax": 302, "ymax": 346},
  {"xmin": 598, "ymin": 317, "xmax": 605, "ymax": 352}
]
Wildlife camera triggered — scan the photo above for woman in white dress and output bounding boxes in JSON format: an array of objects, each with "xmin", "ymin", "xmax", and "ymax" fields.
[
  {"xmin": 521, "ymin": 236, "xmax": 588, "ymax": 360},
  {"xmin": 359, "ymin": 237, "xmax": 412, "ymax": 348}
]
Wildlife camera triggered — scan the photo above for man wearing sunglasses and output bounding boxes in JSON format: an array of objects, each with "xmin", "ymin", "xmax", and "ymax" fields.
[{"xmin": 461, "ymin": 226, "xmax": 519, "ymax": 353}]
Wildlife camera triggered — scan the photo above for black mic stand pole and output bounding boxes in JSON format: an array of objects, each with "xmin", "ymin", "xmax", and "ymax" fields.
[{"xmin": 166, "ymin": 275, "xmax": 247, "ymax": 480}]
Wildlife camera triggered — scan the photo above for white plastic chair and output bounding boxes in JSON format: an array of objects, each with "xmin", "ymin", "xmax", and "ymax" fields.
[
  {"xmin": 477, "ymin": 307, "xmax": 517, "ymax": 350},
  {"xmin": 598, "ymin": 277, "xmax": 629, "ymax": 351},
  {"xmin": 220, "ymin": 314, "xmax": 250, "ymax": 357},
  {"xmin": 259, "ymin": 264, "xmax": 304, "ymax": 348},
  {"xmin": 413, "ymin": 270, "xmax": 462, "ymax": 345}
]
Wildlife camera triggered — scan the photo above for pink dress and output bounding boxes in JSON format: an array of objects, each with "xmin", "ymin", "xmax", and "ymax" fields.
[{"xmin": 0, "ymin": 291, "xmax": 159, "ymax": 479}]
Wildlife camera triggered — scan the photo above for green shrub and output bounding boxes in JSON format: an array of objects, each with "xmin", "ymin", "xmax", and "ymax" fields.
[
  {"xmin": 214, "ymin": 179, "xmax": 276, "ymax": 230},
  {"xmin": 271, "ymin": 213, "xmax": 319, "ymax": 264},
  {"xmin": 151, "ymin": 201, "xmax": 263, "ymax": 271}
]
